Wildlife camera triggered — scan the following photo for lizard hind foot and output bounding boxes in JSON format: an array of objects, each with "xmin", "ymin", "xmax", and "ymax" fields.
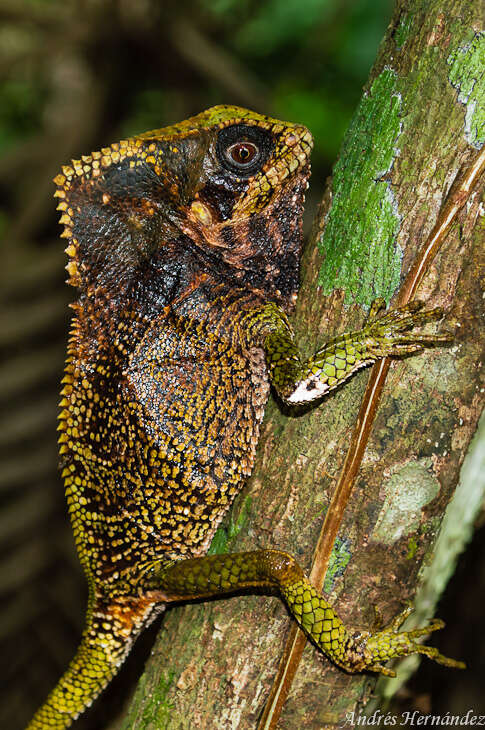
[{"xmin": 359, "ymin": 609, "xmax": 466, "ymax": 674}]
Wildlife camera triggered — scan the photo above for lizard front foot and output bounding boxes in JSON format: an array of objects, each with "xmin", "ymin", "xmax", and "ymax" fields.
[{"xmin": 362, "ymin": 299, "xmax": 453, "ymax": 359}]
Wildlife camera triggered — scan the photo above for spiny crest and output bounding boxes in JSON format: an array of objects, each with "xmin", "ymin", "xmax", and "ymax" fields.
[
  {"xmin": 136, "ymin": 105, "xmax": 291, "ymax": 141},
  {"xmin": 53, "ymin": 105, "xmax": 313, "ymax": 290},
  {"xmin": 52, "ymin": 106, "xmax": 269, "ymax": 287},
  {"xmin": 53, "ymin": 137, "xmax": 162, "ymax": 288}
]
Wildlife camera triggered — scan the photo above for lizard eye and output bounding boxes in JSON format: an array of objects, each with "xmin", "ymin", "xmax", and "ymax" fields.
[
  {"xmin": 225, "ymin": 141, "xmax": 260, "ymax": 168},
  {"xmin": 217, "ymin": 124, "xmax": 273, "ymax": 177}
]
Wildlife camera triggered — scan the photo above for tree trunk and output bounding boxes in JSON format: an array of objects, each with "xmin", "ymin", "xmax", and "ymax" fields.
[{"xmin": 119, "ymin": 0, "xmax": 484, "ymax": 727}]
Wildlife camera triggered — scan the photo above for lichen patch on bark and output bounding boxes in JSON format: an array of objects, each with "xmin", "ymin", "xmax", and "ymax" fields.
[
  {"xmin": 371, "ymin": 460, "xmax": 440, "ymax": 544},
  {"xmin": 448, "ymin": 32, "xmax": 485, "ymax": 148}
]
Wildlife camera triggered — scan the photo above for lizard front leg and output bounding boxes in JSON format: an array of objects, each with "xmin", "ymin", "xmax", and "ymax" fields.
[
  {"xmin": 247, "ymin": 298, "xmax": 451, "ymax": 405},
  {"xmin": 134, "ymin": 550, "xmax": 464, "ymax": 675}
]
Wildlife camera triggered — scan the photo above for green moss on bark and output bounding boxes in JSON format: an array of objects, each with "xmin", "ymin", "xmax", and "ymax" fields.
[{"xmin": 317, "ymin": 68, "xmax": 403, "ymax": 308}]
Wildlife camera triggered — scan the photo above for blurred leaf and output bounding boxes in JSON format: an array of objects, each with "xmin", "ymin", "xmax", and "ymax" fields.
[
  {"xmin": 233, "ymin": 0, "xmax": 334, "ymax": 55},
  {"xmin": 199, "ymin": 0, "xmax": 253, "ymax": 17}
]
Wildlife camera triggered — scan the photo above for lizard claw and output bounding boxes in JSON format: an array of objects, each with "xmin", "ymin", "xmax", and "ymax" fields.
[
  {"xmin": 363, "ymin": 300, "xmax": 453, "ymax": 358},
  {"xmin": 359, "ymin": 607, "xmax": 466, "ymax": 674}
]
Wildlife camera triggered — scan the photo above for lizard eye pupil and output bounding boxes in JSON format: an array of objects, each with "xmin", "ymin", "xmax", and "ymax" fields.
[
  {"xmin": 226, "ymin": 141, "xmax": 259, "ymax": 167},
  {"xmin": 216, "ymin": 124, "xmax": 272, "ymax": 177}
]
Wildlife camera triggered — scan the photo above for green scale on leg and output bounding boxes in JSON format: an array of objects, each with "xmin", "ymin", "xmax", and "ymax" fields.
[{"xmin": 137, "ymin": 548, "xmax": 461, "ymax": 676}]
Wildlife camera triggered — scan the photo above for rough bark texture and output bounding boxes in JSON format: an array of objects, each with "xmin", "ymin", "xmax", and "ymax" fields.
[{"xmin": 118, "ymin": 0, "xmax": 484, "ymax": 727}]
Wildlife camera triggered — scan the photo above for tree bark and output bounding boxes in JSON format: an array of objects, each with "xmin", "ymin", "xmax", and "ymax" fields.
[{"xmin": 119, "ymin": 0, "xmax": 484, "ymax": 727}]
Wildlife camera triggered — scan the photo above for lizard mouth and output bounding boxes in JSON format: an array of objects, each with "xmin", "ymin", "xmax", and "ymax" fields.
[{"xmin": 184, "ymin": 162, "xmax": 310, "ymax": 254}]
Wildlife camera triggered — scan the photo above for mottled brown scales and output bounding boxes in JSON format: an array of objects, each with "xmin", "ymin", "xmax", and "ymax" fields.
[{"xmin": 28, "ymin": 106, "xmax": 463, "ymax": 730}]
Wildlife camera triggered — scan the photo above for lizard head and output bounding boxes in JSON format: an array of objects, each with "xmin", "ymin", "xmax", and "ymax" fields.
[{"xmin": 54, "ymin": 105, "xmax": 313, "ymax": 311}]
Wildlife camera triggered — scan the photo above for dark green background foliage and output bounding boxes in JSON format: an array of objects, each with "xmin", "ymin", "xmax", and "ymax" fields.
[
  {"xmin": 0, "ymin": 0, "xmax": 392, "ymax": 160},
  {"xmin": 0, "ymin": 1, "xmax": 482, "ymax": 729}
]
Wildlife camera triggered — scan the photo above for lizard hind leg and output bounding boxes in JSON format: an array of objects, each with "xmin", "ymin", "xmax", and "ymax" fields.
[
  {"xmin": 140, "ymin": 549, "xmax": 464, "ymax": 676},
  {"xmin": 26, "ymin": 591, "xmax": 160, "ymax": 730}
]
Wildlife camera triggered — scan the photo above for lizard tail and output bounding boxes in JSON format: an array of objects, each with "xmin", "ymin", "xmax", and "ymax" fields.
[{"xmin": 26, "ymin": 591, "xmax": 160, "ymax": 729}]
